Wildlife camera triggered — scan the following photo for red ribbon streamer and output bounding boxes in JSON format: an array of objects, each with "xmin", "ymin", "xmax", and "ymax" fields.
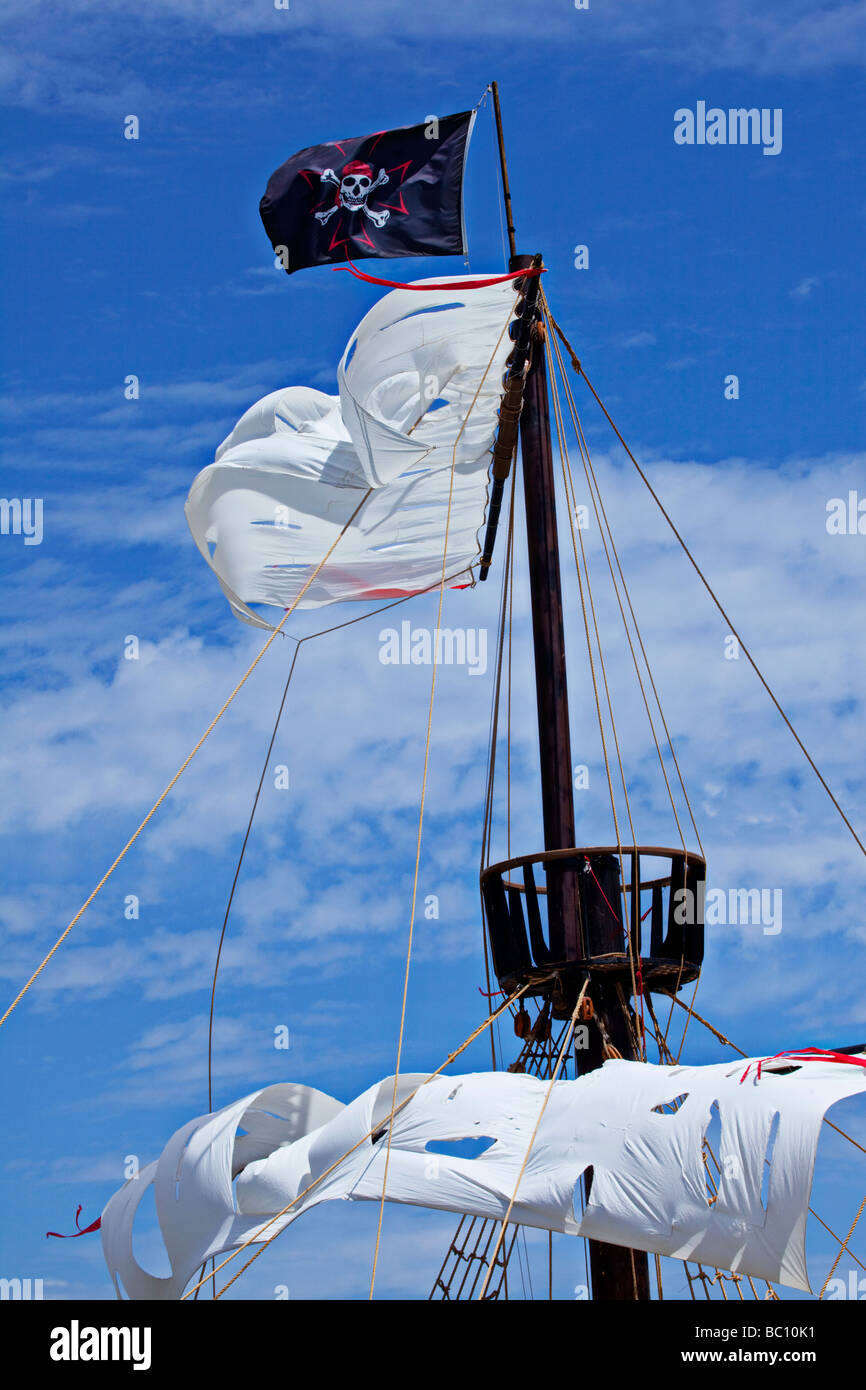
[
  {"xmin": 46, "ymin": 1203, "xmax": 102, "ymax": 1239},
  {"xmin": 739, "ymin": 1047, "xmax": 866, "ymax": 1084},
  {"xmin": 333, "ymin": 261, "xmax": 545, "ymax": 292}
]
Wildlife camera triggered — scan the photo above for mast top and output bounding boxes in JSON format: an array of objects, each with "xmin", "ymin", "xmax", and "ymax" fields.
[{"xmin": 491, "ymin": 81, "xmax": 517, "ymax": 261}]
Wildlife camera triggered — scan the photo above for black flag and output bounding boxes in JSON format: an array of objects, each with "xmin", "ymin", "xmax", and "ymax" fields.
[{"xmin": 259, "ymin": 111, "xmax": 475, "ymax": 274}]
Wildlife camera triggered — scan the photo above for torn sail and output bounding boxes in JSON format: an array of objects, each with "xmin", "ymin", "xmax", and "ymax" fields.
[
  {"xmin": 101, "ymin": 1053, "xmax": 866, "ymax": 1300},
  {"xmin": 184, "ymin": 276, "xmax": 518, "ymax": 626}
]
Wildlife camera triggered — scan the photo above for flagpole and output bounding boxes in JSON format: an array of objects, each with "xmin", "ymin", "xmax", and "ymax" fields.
[{"xmin": 491, "ymin": 81, "xmax": 517, "ymax": 261}]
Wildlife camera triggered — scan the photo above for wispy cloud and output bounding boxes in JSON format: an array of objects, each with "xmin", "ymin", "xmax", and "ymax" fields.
[
  {"xmin": 618, "ymin": 331, "xmax": 657, "ymax": 348},
  {"xmin": 3, "ymin": 447, "xmax": 866, "ymax": 1051},
  {"xmin": 5, "ymin": 1, "xmax": 863, "ymax": 123}
]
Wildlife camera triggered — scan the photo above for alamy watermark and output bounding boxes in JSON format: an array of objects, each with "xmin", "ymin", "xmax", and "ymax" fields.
[
  {"xmin": 379, "ymin": 622, "xmax": 488, "ymax": 676},
  {"xmin": 50, "ymin": 1322, "xmax": 151, "ymax": 1371},
  {"xmin": 674, "ymin": 884, "xmax": 782, "ymax": 935},
  {"xmin": 826, "ymin": 491, "xmax": 866, "ymax": 536},
  {"xmin": 823, "ymin": 1271, "xmax": 866, "ymax": 1300},
  {"xmin": 0, "ymin": 498, "xmax": 43, "ymax": 545},
  {"xmin": 0, "ymin": 1277, "xmax": 43, "ymax": 1299},
  {"xmin": 674, "ymin": 103, "xmax": 782, "ymax": 157}
]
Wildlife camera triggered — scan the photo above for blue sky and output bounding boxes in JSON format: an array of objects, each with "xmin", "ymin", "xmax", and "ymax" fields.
[{"xmin": 1, "ymin": 1, "xmax": 864, "ymax": 1301}]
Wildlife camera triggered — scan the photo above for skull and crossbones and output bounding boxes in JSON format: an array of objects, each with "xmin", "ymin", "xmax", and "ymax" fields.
[{"xmin": 315, "ymin": 161, "xmax": 390, "ymax": 229}]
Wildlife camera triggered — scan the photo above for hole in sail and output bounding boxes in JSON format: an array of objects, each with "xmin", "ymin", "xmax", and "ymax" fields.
[
  {"xmin": 345, "ymin": 339, "xmax": 357, "ymax": 368},
  {"xmin": 651, "ymin": 1093, "xmax": 689, "ymax": 1114},
  {"xmin": 132, "ymin": 1183, "xmax": 172, "ymax": 1278},
  {"xmin": 572, "ymin": 1164, "xmax": 595, "ymax": 1222},
  {"xmin": 702, "ymin": 1100, "xmax": 722, "ymax": 1207},
  {"xmin": 424, "ymin": 398, "xmax": 449, "ymax": 411},
  {"xmin": 424, "ymin": 1137, "xmax": 496, "ymax": 1160},
  {"xmin": 761, "ymin": 1112, "xmax": 780, "ymax": 1210},
  {"xmin": 392, "ymin": 302, "xmax": 464, "ymax": 324},
  {"xmin": 247, "ymin": 1108, "xmax": 294, "ymax": 1127}
]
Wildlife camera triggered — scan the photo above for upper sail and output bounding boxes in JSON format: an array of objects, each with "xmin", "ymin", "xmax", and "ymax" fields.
[{"xmin": 185, "ymin": 275, "xmax": 518, "ymax": 624}]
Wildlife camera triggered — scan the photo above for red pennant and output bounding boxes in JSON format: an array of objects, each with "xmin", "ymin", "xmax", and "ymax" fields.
[
  {"xmin": 334, "ymin": 260, "xmax": 545, "ymax": 292},
  {"xmin": 47, "ymin": 1203, "xmax": 102, "ymax": 1239}
]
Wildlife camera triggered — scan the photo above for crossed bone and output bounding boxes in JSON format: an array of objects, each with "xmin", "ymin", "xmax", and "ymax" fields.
[{"xmin": 315, "ymin": 168, "xmax": 391, "ymax": 228}]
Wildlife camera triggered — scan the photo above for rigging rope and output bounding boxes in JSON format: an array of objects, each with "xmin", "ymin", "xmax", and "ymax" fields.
[
  {"xmin": 818, "ymin": 1194, "xmax": 866, "ymax": 1299},
  {"xmin": 181, "ymin": 982, "xmax": 532, "ymax": 1300},
  {"xmin": 553, "ymin": 298, "xmax": 708, "ymax": 1061},
  {"xmin": 545, "ymin": 292, "xmax": 714, "ymax": 1056},
  {"xmin": 506, "ymin": 485, "xmax": 515, "ymax": 860},
  {"xmin": 368, "ymin": 303, "xmax": 519, "ymax": 1299},
  {"xmin": 477, "ymin": 978, "xmax": 589, "ymax": 1298},
  {"xmin": 545, "ymin": 307, "xmax": 866, "ymax": 862},
  {"xmin": 672, "ymin": 976, "xmax": 703, "ymax": 1063},
  {"xmin": 478, "ymin": 473, "xmax": 517, "ymax": 1068},
  {"xmin": 194, "ymin": 566, "xmax": 495, "ymax": 1297},
  {"xmin": 544, "ymin": 294, "xmax": 703, "ymax": 859},
  {"xmin": 546, "ymin": 294, "xmax": 866, "ymax": 1083},
  {"xmin": 549, "ymin": 334, "xmax": 639, "ymax": 851},
  {"xmin": 427, "ymin": 1011, "xmax": 572, "ymax": 1301},
  {"xmin": 546, "ymin": 331, "xmax": 642, "ymax": 1035},
  {"xmin": 664, "ymin": 991, "xmax": 866, "ymax": 1157},
  {"xmin": 656, "ymin": 993, "xmax": 866, "ymax": 1289},
  {"xmin": 0, "ymin": 490, "xmax": 373, "ymax": 1034},
  {"xmin": 206, "ymin": 563, "xmax": 484, "ymax": 1113},
  {"xmin": 207, "ymin": 640, "xmax": 303, "ymax": 1111}
]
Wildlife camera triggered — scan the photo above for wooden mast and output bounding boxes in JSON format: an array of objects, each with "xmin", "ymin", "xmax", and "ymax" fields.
[
  {"xmin": 491, "ymin": 81, "xmax": 651, "ymax": 1302},
  {"xmin": 507, "ymin": 252, "xmax": 580, "ymax": 960}
]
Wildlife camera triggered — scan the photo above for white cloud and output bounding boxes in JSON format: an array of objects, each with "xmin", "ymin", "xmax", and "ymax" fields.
[
  {"xmin": 4, "ymin": 2, "xmax": 864, "ymax": 121},
  {"xmin": 4, "ymin": 432, "xmax": 866, "ymax": 1300},
  {"xmin": 2, "ymin": 445, "xmax": 865, "ymax": 1038},
  {"xmin": 618, "ymin": 331, "xmax": 657, "ymax": 348}
]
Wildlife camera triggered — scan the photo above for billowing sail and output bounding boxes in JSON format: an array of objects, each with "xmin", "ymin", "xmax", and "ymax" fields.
[
  {"xmin": 185, "ymin": 276, "xmax": 518, "ymax": 626},
  {"xmin": 101, "ymin": 1054, "xmax": 866, "ymax": 1299}
]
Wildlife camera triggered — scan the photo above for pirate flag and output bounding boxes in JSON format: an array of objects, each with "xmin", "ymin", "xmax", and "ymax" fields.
[{"xmin": 259, "ymin": 111, "xmax": 475, "ymax": 274}]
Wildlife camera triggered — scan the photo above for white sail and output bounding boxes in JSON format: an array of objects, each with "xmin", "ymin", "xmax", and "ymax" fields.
[
  {"xmin": 101, "ymin": 1054, "xmax": 866, "ymax": 1299},
  {"xmin": 184, "ymin": 276, "xmax": 518, "ymax": 625}
]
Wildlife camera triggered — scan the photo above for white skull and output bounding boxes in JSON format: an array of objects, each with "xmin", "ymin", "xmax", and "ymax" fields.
[{"xmin": 340, "ymin": 173, "xmax": 372, "ymax": 209}]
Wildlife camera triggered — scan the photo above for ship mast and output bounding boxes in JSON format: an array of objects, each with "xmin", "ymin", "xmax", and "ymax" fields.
[{"xmin": 491, "ymin": 81, "xmax": 651, "ymax": 1301}]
